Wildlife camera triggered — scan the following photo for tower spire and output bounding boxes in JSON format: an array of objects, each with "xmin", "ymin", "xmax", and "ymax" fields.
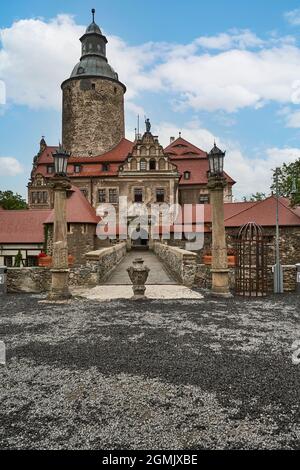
[{"xmin": 91, "ymin": 8, "xmax": 95, "ymax": 22}]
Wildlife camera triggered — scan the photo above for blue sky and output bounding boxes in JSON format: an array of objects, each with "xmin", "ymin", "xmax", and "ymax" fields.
[{"xmin": 1, "ymin": 0, "xmax": 300, "ymax": 199}]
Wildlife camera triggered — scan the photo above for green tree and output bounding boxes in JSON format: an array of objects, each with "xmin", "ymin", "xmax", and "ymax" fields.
[
  {"xmin": 243, "ymin": 192, "xmax": 266, "ymax": 202},
  {"xmin": 0, "ymin": 190, "xmax": 27, "ymax": 210},
  {"xmin": 271, "ymin": 159, "xmax": 300, "ymax": 207},
  {"xmin": 14, "ymin": 250, "xmax": 24, "ymax": 267}
]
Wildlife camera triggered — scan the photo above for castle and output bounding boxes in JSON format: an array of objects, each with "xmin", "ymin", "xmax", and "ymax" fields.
[{"xmin": 28, "ymin": 10, "xmax": 234, "ymax": 220}]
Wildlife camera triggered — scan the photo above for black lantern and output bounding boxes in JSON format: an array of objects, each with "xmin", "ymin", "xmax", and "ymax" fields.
[
  {"xmin": 208, "ymin": 142, "xmax": 226, "ymax": 177},
  {"xmin": 52, "ymin": 144, "xmax": 70, "ymax": 177}
]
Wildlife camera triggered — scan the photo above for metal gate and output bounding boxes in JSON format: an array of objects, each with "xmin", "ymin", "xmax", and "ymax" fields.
[{"xmin": 235, "ymin": 222, "xmax": 268, "ymax": 297}]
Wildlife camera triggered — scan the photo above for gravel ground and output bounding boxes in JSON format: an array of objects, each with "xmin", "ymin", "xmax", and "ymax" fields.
[{"xmin": 0, "ymin": 292, "xmax": 299, "ymax": 450}]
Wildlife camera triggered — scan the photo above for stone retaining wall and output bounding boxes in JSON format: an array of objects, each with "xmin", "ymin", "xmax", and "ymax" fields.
[
  {"xmin": 153, "ymin": 242, "xmax": 197, "ymax": 287},
  {"xmin": 195, "ymin": 264, "xmax": 297, "ymax": 292},
  {"xmin": 6, "ymin": 242, "xmax": 127, "ymax": 293}
]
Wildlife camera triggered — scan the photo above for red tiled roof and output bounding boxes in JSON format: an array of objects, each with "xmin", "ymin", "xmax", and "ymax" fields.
[
  {"xmin": 69, "ymin": 138, "xmax": 134, "ymax": 163},
  {"xmin": 176, "ymin": 197, "xmax": 300, "ymax": 228},
  {"xmin": 32, "ymin": 139, "xmax": 133, "ymax": 179},
  {"xmin": 0, "ymin": 209, "xmax": 51, "ymax": 243},
  {"xmin": 45, "ymin": 186, "xmax": 99, "ymax": 224},
  {"xmin": 165, "ymin": 137, "xmax": 207, "ymax": 158},
  {"xmin": 173, "ymin": 158, "xmax": 235, "ymax": 186},
  {"xmin": 224, "ymin": 196, "xmax": 300, "ymax": 227}
]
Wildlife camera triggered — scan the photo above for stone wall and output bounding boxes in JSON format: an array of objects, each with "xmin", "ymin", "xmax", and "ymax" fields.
[
  {"xmin": 195, "ymin": 264, "xmax": 297, "ymax": 293},
  {"xmin": 84, "ymin": 242, "xmax": 127, "ymax": 285},
  {"xmin": 6, "ymin": 242, "xmax": 127, "ymax": 293},
  {"xmin": 46, "ymin": 223, "xmax": 96, "ymax": 266},
  {"xmin": 153, "ymin": 242, "xmax": 197, "ymax": 287},
  {"xmin": 62, "ymin": 77, "xmax": 125, "ymax": 157},
  {"xmin": 7, "ymin": 267, "xmax": 51, "ymax": 293}
]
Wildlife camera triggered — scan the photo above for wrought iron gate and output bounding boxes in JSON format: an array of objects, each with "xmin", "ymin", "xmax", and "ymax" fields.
[{"xmin": 235, "ymin": 222, "xmax": 268, "ymax": 297}]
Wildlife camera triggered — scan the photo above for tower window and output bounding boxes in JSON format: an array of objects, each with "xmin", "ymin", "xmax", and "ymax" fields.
[
  {"xmin": 134, "ymin": 188, "xmax": 143, "ymax": 203},
  {"xmin": 114, "ymin": 86, "xmax": 117, "ymax": 94},
  {"xmin": 184, "ymin": 171, "xmax": 191, "ymax": 180},
  {"xmin": 92, "ymin": 83, "xmax": 96, "ymax": 90},
  {"xmin": 156, "ymin": 189, "xmax": 165, "ymax": 203}
]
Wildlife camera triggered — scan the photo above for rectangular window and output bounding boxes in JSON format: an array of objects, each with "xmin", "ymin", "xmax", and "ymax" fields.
[
  {"xmin": 67, "ymin": 223, "xmax": 72, "ymax": 234},
  {"xmin": 134, "ymin": 188, "xmax": 143, "ymax": 203},
  {"xmin": 109, "ymin": 188, "xmax": 118, "ymax": 204},
  {"xmin": 47, "ymin": 165, "xmax": 54, "ymax": 174},
  {"xmin": 31, "ymin": 192, "xmax": 37, "ymax": 204},
  {"xmin": 4, "ymin": 256, "xmax": 13, "ymax": 267},
  {"xmin": 199, "ymin": 195, "xmax": 209, "ymax": 204},
  {"xmin": 42, "ymin": 191, "xmax": 48, "ymax": 204},
  {"xmin": 102, "ymin": 163, "xmax": 110, "ymax": 172},
  {"xmin": 98, "ymin": 189, "xmax": 106, "ymax": 203},
  {"xmin": 26, "ymin": 256, "xmax": 38, "ymax": 267},
  {"xmin": 156, "ymin": 188, "xmax": 165, "ymax": 203},
  {"xmin": 74, "ymin": 165, "xmax": 81, "ymax": 173}
]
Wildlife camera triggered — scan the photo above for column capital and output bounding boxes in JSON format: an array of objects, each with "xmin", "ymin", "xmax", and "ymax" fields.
[
  {"xmin": 207, "ymin": 175, "xmax": 227, "ymax": 191},
  {"xmin": 50, "ymin": 176, "xmax": 72, "ymax": 191}
]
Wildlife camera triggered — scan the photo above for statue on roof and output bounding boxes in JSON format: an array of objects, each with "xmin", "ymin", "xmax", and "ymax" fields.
[{"xmin": 145, "ymin": 118, "xmax": 151, "ymax": 133}]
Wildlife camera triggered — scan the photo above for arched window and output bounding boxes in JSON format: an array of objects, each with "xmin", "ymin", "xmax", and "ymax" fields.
[
  {"xmin": 131, "ymin": 158, "xmax": 137, "ymax": 171},
  {"xmin": 149, "ymin": 159, "xmax": 156, "ymax": 170},
  {"xmin": 140, "ymin": 159, "xmax": 147, "ymax": 171},
  {"xmin": 159, "ymin": 158, "xmax": 165, "ymax": 170}
]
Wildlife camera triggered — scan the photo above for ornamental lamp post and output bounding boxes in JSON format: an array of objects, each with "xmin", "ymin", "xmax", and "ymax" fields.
[
  {"xmin": 207, "ymin": 143, "xmax": 232, "ymax": 298},
  {"xmin": 47, "ymin": 145, "xmax": 72, "ymax": 301}
]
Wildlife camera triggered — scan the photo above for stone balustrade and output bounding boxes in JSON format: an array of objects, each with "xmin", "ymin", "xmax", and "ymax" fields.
[
  {"xmin": 153, "ymin": 242, "xmax": 197, "ymax": 287},
  {"xmin": 6, "ymin": 242, "xmax": 127, "ymax": 293}
]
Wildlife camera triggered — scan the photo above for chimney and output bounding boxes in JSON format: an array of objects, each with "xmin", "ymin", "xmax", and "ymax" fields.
[{"xmin": 170, "ymin": 136, "xmax": 175, "ymax": 144}]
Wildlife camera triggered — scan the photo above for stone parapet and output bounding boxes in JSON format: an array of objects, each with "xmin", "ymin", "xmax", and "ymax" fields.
[
  {"xmin": 6, "ymin": 243, "xmax": 127, "ymax": 293},
  {"xmin": 153, "ymin": 242, "xmax": 197, "ymax": 287}
]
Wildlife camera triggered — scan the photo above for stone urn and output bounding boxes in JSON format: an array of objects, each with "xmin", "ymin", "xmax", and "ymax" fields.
[{"xmin": 127, "ymin": 258, "xmax": 150, "ymax": 300}]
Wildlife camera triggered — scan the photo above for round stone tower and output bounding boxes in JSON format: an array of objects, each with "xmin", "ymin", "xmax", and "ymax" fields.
[{"xmin": 61, "ymin": 9, "xmax": 126, "ymax": 157}]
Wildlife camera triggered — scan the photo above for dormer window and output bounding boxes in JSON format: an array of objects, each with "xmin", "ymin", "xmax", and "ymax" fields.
[
  {"xmin": 184, "ymin": 171, "xmax": 191, "ymax": 180},
  {"xmin": 102, "ymin": 163, "xmax": 110, "ymax": 172},
  {"xmin": 47, "ymin": 165, "xmax": 54, "ymax": 174},
  {"xmin": 74, "ymin": 164, "xmax": 81, "ymax": 174}
]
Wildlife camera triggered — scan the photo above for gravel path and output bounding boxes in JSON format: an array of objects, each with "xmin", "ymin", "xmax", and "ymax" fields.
[{"xmin": 0, "ymin": 292, "xmax": 299, "ymax": 450}]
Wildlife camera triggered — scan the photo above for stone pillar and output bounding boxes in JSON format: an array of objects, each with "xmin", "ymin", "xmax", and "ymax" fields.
[
  {"xmin": 208, "ymin": 176, "xmax": 232, "ymax": 298},
  {"xmin": 47, "ymin": 178, "xmax": 72, "ymax": 301}
]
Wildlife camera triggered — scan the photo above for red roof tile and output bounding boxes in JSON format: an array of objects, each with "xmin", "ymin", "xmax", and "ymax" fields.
[
  {"xmin": 224, "ymin": 196, "xmax": 300, "ymax": 227},
  {"xmin": 165, "ymin": 137, "xmax": 207, "ymax": 158},
  {"xmin": 0, "ymin": 209, "xmax": 51, "ymax": 243},
  {"xmin": 45, "ymin": 186, "xmax": 99, "ymax": 224}
]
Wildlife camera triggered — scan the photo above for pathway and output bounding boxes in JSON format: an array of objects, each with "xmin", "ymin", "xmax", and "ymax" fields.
[{"xmin": 106, "ymin": 250, "xmax": 176, "ymax": 285}]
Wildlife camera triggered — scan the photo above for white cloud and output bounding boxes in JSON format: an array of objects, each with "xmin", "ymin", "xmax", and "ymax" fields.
[
  {"xmin": 0, "ymin": 157, "xmax": 23, "ymax": 176},
  {"xmin": 285, "ymin": 110, "xmax": 300, "ymax": 128},
  {"xmin": 285, "ymin": 9, "xmax": 300, "ymax": 26},
  {"xmin": 148, "ymin": 121, "xmax": 300, "ymax": 199},
  {"xmin": 2, "ymin": 16, "xmax": 300, "ymax": 114},
  {"xmin": 195, "ymin": 29, "xmax": 264, "ymax": 50}
]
